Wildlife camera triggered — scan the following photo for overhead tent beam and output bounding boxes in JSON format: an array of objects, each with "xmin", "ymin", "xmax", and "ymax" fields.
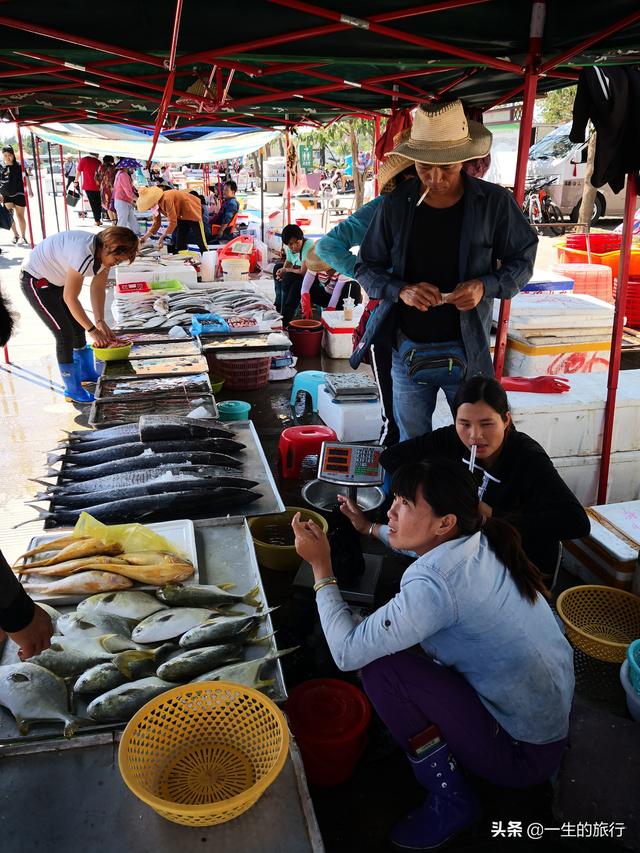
[
  {"xmin": 0, "ymin": 16, "xmax": 165, "ymax": 68},
  {"xmin": 236, "ymin": 78, "xmax": 386, "ymax": 117},
  {"xmin": 147, "ymin": 0, "xmax": 184, "ymax": 166}
]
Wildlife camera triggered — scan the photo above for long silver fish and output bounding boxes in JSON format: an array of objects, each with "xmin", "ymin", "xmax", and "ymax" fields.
[
  {"xmin": 34, "ymin": 465, "xmax": 247, "ymax": 496},
  {"xmin": 132, "ymin": 607, "xmax": 231, "ymax": 644},
  {"xmin": 86, "ymin": 677, "xmax": 174, "ymax": 722},
  {"xmin": 156, "ymin": 644, "xmax": 244, "ymax": 682},
  {"xmin": 51, "ymin": 437, "xmax": 245, "ymax": 467},
  {"xmin": 51, "ymin": 451, "xmax": 243, "ymax": 482},
  {"xmin": 0, "ymin": 663, "xmax": 81, "ymax": 737},
  {"xmin": 179, "ymin": 608, "xmax": 277, "ymax": 649},
  {"xmin": 77, "ymin": 590, "xmax": 168, "ymax": 622}
]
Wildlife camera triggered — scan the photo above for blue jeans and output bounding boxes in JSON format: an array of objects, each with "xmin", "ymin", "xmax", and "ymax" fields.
[{"xmin": 391, "ymin": 338, "xmax": 466, "ymax": 441}]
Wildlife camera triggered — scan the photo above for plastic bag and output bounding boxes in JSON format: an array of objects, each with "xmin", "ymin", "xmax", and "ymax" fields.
[{"xmin": 73, "ymin": 512, "xmax": 182, "ymax": 555}]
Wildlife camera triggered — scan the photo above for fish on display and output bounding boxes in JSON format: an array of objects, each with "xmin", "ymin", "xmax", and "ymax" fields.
[
  {"xmin": 29, "ymin": 486, "xmax": 261, "ymax": 526},
  {"xmin": 86, "ymin": 677, "xmax": 175, "ymax": 722},
  {"xmin": 57, "ymin": 610, "xmax": 136, "ymax": 639},
  {"xmin": 34, "ymin": 474, "xmax": 259, "ymax": 509},
  {"xmin": 17, "ymin": 555, "xmax": 130, "ymax": 577},
  {"xmin": 77, "ymin": 590, "xmax": 168, "ymax": 621},
  {"xmin": 156, "ymin": 643, "xmax": 244, "ymax": 682},
  {"xmin": 52, "ymin": 451, "xmax": 243, "ymax": 482},
  {"xmin": 29, "ymin": 634, "xmax": 118, "ymax": 678},
  {"xmin": 35, "ymin": 602, "xmax": 62, "ymax": 629},
  {"xmin": 0, "ymin": 663, "xmax": 81, "ymax": 737},
  {"xmin": 51, "ymin": 436, "xmax": 245, "ymax": 467},
  {"xmin": 157, "ymin": 581, "xmax": 260, "ymax": 609},
  {"xmin": 13, "ymin": 538, "xmax": 124, "ymax": 569},
  {"xmin": 24, "ymin": 571, "xmax": 134, "ymax": 597},
  {"xmin": 15, "ymin": 534, "xmax": 90, "ymax": 561},
  {"xmin": 36, "ymin": 465, "xmax": 246, "ymax": 496},
  {"xmin": 50, "ymin": 555, "xmax": 195, "ymax": 586},
  {"xmin": 179, "ymin": 608, "xmax": 277, "ymax": 649},
  {"xmin": 63, "ymin": 424, "xmax": 139, "ymax": 444},
  {"xmin": 137, "ymin": 415, "xmax": 237, "ymax": 443},
  {"xmin": 73, "ymin": 647, "xmax": 173, "ymax": 694},
  {"xmin": 132, "ymin": 606, "xmax": 234, "ymax": 644},
  {"xmin": 73, "ymin": 661, "xmax": 128, "ymax": 696},
  {"xmin": 192, "ymin": 647, "xmax": 296, "ymax": 690}
]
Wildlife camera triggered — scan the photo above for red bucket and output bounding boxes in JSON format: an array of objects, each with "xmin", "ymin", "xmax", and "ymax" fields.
[
  {"xmin": 288, "ymin": 319, "xmax": 323, "ymax": 358},
  {"xmin": 285, "ymin": 679, "xmax": 372, "ymax": 786}
]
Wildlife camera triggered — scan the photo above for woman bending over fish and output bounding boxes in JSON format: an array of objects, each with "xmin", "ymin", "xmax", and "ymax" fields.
[
  {"xmin": 292, "ymin": 458, "xmax": 574, "ymax": 851},
  {"xmin": 0, "ymin": 289, "xmax": 53, "ymax": 658},
  {"xmin": 20, "ymin": 227, "xmax": 138, "ymax": 403}
]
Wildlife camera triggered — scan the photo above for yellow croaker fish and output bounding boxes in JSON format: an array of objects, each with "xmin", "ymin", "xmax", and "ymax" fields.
[
  {"xmin": 72, "ymin": 561, "xmax": 195, "ymax": 585},
  {"xmin": 17, "ymin": 556, "xmax": 130, "ymax": 577},
  {"xmin": 24, "ymin": 571, "xmax": 133, "ymax": 596},
  {"xmin": 13, "ymin": 539, "xmax": 124, "ymax": 570},
  {"xmin": 122, "ymin": 552, "xmax": 192, "ymax": 567},
  {"xmin": 15, "ymin": 535, "xmax": 90, "ymax": 562}
]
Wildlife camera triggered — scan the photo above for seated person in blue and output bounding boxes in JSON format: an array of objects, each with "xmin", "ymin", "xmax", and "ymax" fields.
[{"xmin": 210, "ymin": 180, "xmax": 239, "ymax": 240}]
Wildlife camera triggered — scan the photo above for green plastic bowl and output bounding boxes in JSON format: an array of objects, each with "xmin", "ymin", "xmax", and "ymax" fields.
[
  {"xmin": 211, "ymin": 375, "xmax": 225, "ymax": 395},
  {"xmin": 92, "ymin": 342, "xmax": 132, "ymax": 361},
  {"xmin": 248, "ymin": 507, "xmax": 328, "ymax": 572}
]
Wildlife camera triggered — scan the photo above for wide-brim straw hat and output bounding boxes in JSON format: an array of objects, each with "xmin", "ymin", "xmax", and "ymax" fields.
[
  {"xmin": 390, "ymin": 100, "xmax": 492, "ymax": 165},
  {"xmin": 137, "ymin": 185, "xmax": 164, "ymax": 211},
  {"xmin": 305, "ymin": 244, "xmax": 332, "ymax": 273},
  {"xmin": 378, "ymin": 128, "xmax": 414, "ymax": 194}
]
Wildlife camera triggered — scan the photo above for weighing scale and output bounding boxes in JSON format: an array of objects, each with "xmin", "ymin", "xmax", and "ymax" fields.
[{"xmin": 295, "ymin": 442, "xmax": 386, "ymax": 606}]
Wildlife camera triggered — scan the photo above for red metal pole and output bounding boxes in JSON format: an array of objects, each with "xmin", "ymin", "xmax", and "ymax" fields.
[
  {"xmin": 59, "ymin": 144, "xmax": 70, "ymax": 230},
  {"xmin": 597, "ymin": 171, "xmax": 638, "ymax": 504},
  {"xmin": 373, "ymin": 115, "xmax": 381, "ymax": 196},
  {"xmin": 285, "ymin": 130, "xmax": 292, "ymax": 223},
  {"xmin": 33, "ymin": 133, "xmax": 46, "ymax": 239},
  {"xmin": 493, "ymin": 1, "xmax": 545, "ymax": 381},
  {"xmin": 147, "ymin": 0, "xmax": 184, "ymax": 167},
  {"xmin": 16, "ymin": 124, "xmax": 35, "ymax": 247}
]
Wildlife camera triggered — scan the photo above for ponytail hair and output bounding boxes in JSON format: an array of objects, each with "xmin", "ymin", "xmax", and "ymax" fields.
[{"xmin": 391, "ymin": 459, "xmax": 548, "ymax": 604}]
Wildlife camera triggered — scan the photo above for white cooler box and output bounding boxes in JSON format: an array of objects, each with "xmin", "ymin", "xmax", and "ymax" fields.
[
  {"xmin": 502, "ymin": 335, "xmax": 611, "ymax": 376},
  {"xmin": 321, "ymin": 309, "xmax": 363, "ymax": 359},
  {"xmin": 317, "ymin": 384, "xmax": 383, "ymax": 442},
  {"xmin": 564, "ymin": 501, "xmax": 640, "ymax": 590},
  {"xmin": 115, "ymin": 264, "xmax": 198, "ymax": 289},
  {"xmin": 521, "ymin": 270, "xmax": 574, "ymax": 295},
  {"xmin": 553, "ymin": 451, "xmax": 640, "ymax": 506}
]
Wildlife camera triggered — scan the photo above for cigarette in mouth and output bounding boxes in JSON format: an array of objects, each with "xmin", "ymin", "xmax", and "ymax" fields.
[
  {"xmin": 469, "ymin": 444, "xmax": 477, "ymax": 473},
  {"xmin": 416, "ymin": 187, "xmax": 430, "ymax": 207}
]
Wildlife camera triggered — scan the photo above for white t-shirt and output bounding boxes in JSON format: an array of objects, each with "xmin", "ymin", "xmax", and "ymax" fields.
[{"xmin": 22, "ymin": 231, "xmax": 103, "ymax": 287}]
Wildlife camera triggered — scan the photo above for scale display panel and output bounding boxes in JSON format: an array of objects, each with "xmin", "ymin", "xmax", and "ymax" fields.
[{"xmin": 318, "ymin": 442, "xmax": 384, "ymax": 486}]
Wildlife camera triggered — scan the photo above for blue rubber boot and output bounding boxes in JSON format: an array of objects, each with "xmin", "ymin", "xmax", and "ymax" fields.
[
  {"xmin": 59, "ymin": 362, "xmax": 95, "ymax": 403},
  {"xmin": 73, "ymin": 345, "xmax": 101, "ymax": 383},
  {"xmin": 391, "ymin": 744, "xmax": 482, "ymax": 850}
]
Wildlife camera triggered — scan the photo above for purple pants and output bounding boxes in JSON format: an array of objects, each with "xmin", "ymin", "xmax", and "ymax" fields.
[{"xmin": 361, "ymin": 650, "xmax": 567, "ymax": 789}]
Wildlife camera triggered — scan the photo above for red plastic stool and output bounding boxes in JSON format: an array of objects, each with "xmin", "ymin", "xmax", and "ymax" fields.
[{"xmin": 278, "ymin": 425, "xmax": 337, "ymax": 479}]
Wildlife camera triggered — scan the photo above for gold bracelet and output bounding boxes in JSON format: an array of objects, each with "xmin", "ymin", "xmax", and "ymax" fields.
[{"xmin": 313, "ymin": 577, "xmax": 337, "ymax": 593}]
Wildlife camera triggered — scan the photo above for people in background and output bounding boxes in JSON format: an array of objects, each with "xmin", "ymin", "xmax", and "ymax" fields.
[
  {"xmin": 137, "ymin": 185, "xmax": 207, "ymax": 253},
  {"xmin": 19, "ymin": 227, "xmax": 138, "ymax": 402},
  {"xmin": 0, "ymin": 145, "xmax": 33, "ymax": 246},
  {"xmin": 160, "ymin": 164, "xmax": 174, "ymax": 185},
  {"xmin": 96, "ymin": 155, "xmax": 117, "ymax": 223},
  {"xmin": 113, "ymin": 158, "xmax": 140, "ymax": 235},
  {"xmin": 63, "ymin": 153, "xmax": 77, "ymax": 191},
  {"xmin": 292, "ymin": 458, "xmax": 574, "ymax": 850},
  {"xmin": 190, "ymin": 191, "xmax": 211, "ymax": 242},
  {"xmin": 344, "ymin": 376, "xmax": 590, "ymax": 577},
  {"xmin": 356, "ymin": 100, "xmax": 537, "ymax": 441},
  {"xmin": 299, "ymin": 245, "xmax": 361, "ymax": 319},
  {"xmin": 210, "ymin": 180, "xmax": 239, "ymax": 241},
  {"xmin": 75, "ymin": 152, "xmax": 104, "ymax": 227},
  {"xmin": 273, "ymin": 223, "xmax": 314, "ymax": 326}
]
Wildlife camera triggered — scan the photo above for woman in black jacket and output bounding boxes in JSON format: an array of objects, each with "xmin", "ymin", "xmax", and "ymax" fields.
[
  {"xmin": 358, "ymin": 376, "xmax": 590, "ymax": 576},
  {"xmin": 0, "ymin": 145, "xmax": 32, "ymax": 245}
]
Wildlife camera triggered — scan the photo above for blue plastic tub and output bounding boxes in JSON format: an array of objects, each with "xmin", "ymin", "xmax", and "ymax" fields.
[
  {"xmin": 627, "ymin": 639, "xmax": 640, "ymax": 695},
  {"xmin": 218, "ymin": 400, "xmax": 251, "ymax": 422}
]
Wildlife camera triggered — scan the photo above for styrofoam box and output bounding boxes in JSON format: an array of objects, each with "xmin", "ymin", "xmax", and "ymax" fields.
[
  {"xmin": 321, "ymin": 308, "xmax": 364, "ymax": 359},
  {"xmin": 432, "ymin": 371, "xmax": 640, "ymax": 458},
  {"xmin": 553, "ymin": 451, "xmax": 640, "ymax": 506},
  {"xmin": 503, "ymin": 337, "xmax": 611, "ymax": 376},
  {"xmin": 522, "ymin": 270, "xmax": 574, "ymax": 294},
  {"xmin": 115, "ymin": 264, "xmax": 198, "ymax": 288},
  {"xmin": 317, "ymin": 383, "xmax": 382, "ymax": 442},
  {"xmin": 493, "ymin": 291, "xmax": 615, "ymax": 334},
  {"xmin": 563, "ymin": 500, "xmax": 640, "ymax": 590}
]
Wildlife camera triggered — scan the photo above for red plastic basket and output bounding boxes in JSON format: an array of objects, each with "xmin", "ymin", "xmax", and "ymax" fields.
[
  {"xmin": 613, "ymin": 276, "xmax": 640, "ymax": 328},
  {"xmin": 565, "ymin": 233, "xmax": 622, "ymax": 252},
  {"xmin": 207, "ymin": 354, "xmax": 271, "ymax": 390}
]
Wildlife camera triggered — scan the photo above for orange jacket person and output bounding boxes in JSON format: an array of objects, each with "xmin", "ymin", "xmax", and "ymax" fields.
[{"xmin": 137, "ymin": 185, "xmax": 206, "ymax": 253}]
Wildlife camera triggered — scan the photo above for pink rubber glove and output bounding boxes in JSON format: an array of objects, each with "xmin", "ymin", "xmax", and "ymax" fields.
[
  {"xmin": 501, "ymin": 376, "xmax": 571, "ymax": 394},
  {"xmin": 324, "ymin": 305, "xmax": 335, "ymax": 311},
  {"xmin": 301, "ymin": 292, "xmax": 313, "ymax": 320}
]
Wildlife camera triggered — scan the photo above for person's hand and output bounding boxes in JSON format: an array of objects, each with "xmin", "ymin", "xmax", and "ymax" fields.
[
  {"xmin": 275, "ymin": 267, "xmax": 285, "ymax": 281},
  {"xmin": 337, "ymin": 495, "xmax": 371, "ymax": 535},
  {"xmin": 301, "ymin": 292, "xmax": 313, "ymax": 320},
  {"xmin": 0, "ymin": 194, "xmax": 4, "ymax": 203},
  {"xmin": 478, "ymin": 501, "xmax": 493, "ymax": 519},
  {"xmin": 291, "ymin": 513, "xmax": 331, "ymax": 571},
  {"xmin": 6, "ymin": 605, "xmax": 53, "ymax": 660},
  {"xmin": 89, "ymin": 322, "xmax": 116, "ymax": 348},
  {"xmin": 447, "ymin": 279, "xmax": 485, "ymax": 311},
  {"xmin": 399, "ymin": 282, "xmax": 441, "ymax": 311}
]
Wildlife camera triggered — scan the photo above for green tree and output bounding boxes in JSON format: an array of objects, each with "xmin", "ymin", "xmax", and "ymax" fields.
[
  {"xmin": 539, "ymin": 85, "xmax": 577, "ymax": 125},
  {"xmin": 298, "ymin": 117, "xmax": 376, "ymax": 167}
]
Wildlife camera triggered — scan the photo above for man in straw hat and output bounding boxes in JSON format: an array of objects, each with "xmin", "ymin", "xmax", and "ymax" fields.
[
  {"xmin": 138, "ymin": 185, "xmax": 206, "ymax": 253},
  {"xmin": 355, "ymin": 99, "xmax": 537, "ymax": 441},
  {"xmin": 314, "ymin": 138, "xmax": 416, "ymax": 446}
]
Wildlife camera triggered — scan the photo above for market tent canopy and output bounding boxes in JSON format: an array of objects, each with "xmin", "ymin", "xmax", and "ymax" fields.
[
  {"xmin": 26, "ymin": 122, "xmax": 280, "ymax": 163},
  {"xmin": 0, "ymin": 1, "xmax": 638, "ymax": 129}
]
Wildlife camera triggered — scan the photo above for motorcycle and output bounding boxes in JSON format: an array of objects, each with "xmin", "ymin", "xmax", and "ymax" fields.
[{"xmin": 523, "ymin": 176, "xmax": 565, "ymax": 236}]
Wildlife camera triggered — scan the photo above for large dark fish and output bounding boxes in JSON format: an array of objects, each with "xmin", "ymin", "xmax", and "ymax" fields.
[
  {"xmin": 51, "ymin": 437, "xmax": 246, "ymax": 467},
  {"xmin": 138, "ymin": 415, "xmax": 238, "ymax": 443},
  {"xmin": 25, "ymin": 487, "xmax": 262, "ymax": 526},
  {"xmin": 35, "ymin": 476, "xmax": 260, "ymax": 509},
  {"xmin": 33, "ymin": 465, "xmax": 247, "ymax": 495},
  {"xmin": 52, "ymin": 451, "xmax": 243, "ymax": 482},
  {"xmin": 58, "ymin": 422, "xmax": 235, "ymax": 453},
  {"xmin": 63, "ymin": 424, "xmax": 140, "ymax": 444}
]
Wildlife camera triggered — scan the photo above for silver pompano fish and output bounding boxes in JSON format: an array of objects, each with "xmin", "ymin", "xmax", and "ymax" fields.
[
  {"xmin": 57, "ymin": 611, "xmax": 136, "ymax": 639},
  {"xmin": 179, "ymin": 608, "xmax": 277, "ymax": 648},
  {"xmin": 87, "ymin": 677, "xmax": 174, "ymax": 722},
  {"xmin": 77, "ymin": 590, "xmax": 168, "ymax": 621},
  {"xmin": 73, "ymin": 647, "xmax": 170, "ymax": 694},
  {"xmin": 156, "ymin": 582, "xmax": 260, "ymax": 609},
  {"xmin": 0, "ymin": 663, "xmax": 81, "ymax": 737},
  {"xmin": 73, "ymin": 662, "xmax": 127, "ymax": 695},
  {"xmin": 192, "ymin": 647, "xmax": 296, "ymax": 689},
  {"xmin": 29, "ymin": 634, "xmax": 138, "ymax": 678},
  {"xmin": 156, "ymin": 644, "xmax": 244, "ymax": 682},
  {"xmin": 132, "ymin": 607, "xmax": 230, "ymax": 644}
]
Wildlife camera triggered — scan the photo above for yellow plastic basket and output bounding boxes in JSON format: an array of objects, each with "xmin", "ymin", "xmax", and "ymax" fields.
[
  {"xmin": 556, "ymin": 585, "xmax": 640, "ymax": 663},
  {"xmin": 118, "ymin": 681, "xmax": 289, "ymax": 826}
]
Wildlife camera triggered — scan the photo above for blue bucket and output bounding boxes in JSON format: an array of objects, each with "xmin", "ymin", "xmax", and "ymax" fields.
[
  {"xmin": 627, "ymin": 639, "xmax": 640, "ymax": 695},
  {"xmin": 218, "ymin": 400, "xmax": 251, "ymax": 422}
]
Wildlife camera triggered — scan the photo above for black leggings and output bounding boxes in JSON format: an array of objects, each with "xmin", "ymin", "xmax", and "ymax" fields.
[
  {"xmin": 168, "ymin": 219, "xmax": 206, "ymax": 253},
  {"xmin": 84, "ymin": 189, "xmax": 102, "ymax": 224},
  {"xmin": 20, "ymin": 272, "xmax": 86, "ymax": 363}
]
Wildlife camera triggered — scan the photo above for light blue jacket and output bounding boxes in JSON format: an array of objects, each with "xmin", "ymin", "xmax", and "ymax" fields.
[
  {"xmin": 314, "ymin": 196, "xmax": 383, "ymax": 278},
  {"xmin": 316, "ymin": 531, "xmax": 574, "ymax": 744}
]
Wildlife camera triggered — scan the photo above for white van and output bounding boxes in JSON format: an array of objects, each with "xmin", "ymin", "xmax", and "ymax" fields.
[{"xmin": 527, "ymin": 122, "xmax": 624, "ymax": 223}]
